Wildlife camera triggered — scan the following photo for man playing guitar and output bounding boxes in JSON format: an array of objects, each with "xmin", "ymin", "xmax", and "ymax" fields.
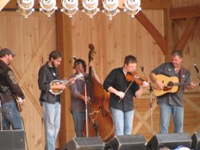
[
  {"xmin": 149, "ymin": 50, "xmax": 197, "ymax": 134},
  {"xmin": 0, "ymin": 48, "xmax": 25, "ymax": 130}
]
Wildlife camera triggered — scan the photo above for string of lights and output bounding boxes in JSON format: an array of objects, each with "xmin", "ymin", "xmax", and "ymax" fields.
[
  {"xmin": 16, "ymin": 0, "xmax": 141, "ymax": 19},
  {"xmin": 17, "ymin": 0, "xmax": 35, "ymax": 18}
]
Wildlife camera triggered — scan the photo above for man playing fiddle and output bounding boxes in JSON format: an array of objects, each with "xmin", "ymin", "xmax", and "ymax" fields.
[{"xmin": 103, "ymin": 55, "xmax": 149, "ymax": 136}]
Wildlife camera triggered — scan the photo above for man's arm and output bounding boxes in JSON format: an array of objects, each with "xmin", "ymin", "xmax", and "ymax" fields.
[
  {"xmin": 6, "ymin": 70, "xmax": 25, "ymax": 100},
  {"xmin": 149, "ymin": 72, "xmax": 164, "ymax": 90}
]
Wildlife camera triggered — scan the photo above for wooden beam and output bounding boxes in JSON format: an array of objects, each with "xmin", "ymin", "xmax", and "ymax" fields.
[
  {"xmin": 135, "ymin": 11, "xmax": 167, "ymax": 55},
  {"xmin": 175, "ymin": 18, "xmax": 199, "ymax": 51},
  {"xmin": 0, "ymin": 0, "xmax": 10, "ymax": 11},
  {"xmin": 141, "ymin": 0, "xmax": 171, "ymax": 9},
  {"xmin": 164, "ymin": 9, "xmax": 174, "ymax": 61},
  {"xmin": 170, "ymin": 6, "xmax": 200, "ymax": 19},
  {"xmin": 56, "ymin": 11, "xmax": 74, "ymax": 147}
]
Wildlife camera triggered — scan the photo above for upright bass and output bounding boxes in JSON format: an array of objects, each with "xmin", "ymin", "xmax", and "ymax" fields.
[{"xmin": 82, "ymin": 44, "xmax": 114, "ymax": 142}]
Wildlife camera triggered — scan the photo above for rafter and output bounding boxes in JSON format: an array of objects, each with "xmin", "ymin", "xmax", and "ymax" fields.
[
  {"xmin": 0, "ymin": 0, "xmax": 10, "ymax": 11},
  {"xmin": 141, "ymin": 0, "xmax": 171, "ymax": 9},
  {"xmin": 136, "ymin": 11, "xmax": 167, "ymax": 55},
  {"xmin": 170, "ymin": 6, "xmax": 200, "ymax": 19},
  {"xmin": 175, "ymin": 18, "xmax": 199, "ymax": 51}
]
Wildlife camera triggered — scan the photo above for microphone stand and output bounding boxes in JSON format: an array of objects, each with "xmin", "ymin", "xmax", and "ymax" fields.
[
  {"xmin": 84, "ymin": 80, "xmax": 89, "ymax": 137},
  {"xmin": 0, "ymin": 94, "xmax": 3, "ymax": 131},
  {"xmin": 84, "ymin": 76, "xmax": 89, "ymax": 137},
  {"xmin": 140, "ymin": 67, "xmax": 154, "ymax": 135},
  {"xmin": 149, "ymin": 82, "xmax": 154, "ymax": 135}
]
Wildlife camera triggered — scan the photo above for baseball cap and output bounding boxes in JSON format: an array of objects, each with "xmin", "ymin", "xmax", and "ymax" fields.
[{"xmin": 0, "ymin": 48, "xmax": 16, "ymax": 57}]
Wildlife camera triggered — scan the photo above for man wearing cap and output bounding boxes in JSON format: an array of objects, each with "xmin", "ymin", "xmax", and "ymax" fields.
[{"xmin": 0, "ymin": 48, "xmax": 25, "ymax": 130}]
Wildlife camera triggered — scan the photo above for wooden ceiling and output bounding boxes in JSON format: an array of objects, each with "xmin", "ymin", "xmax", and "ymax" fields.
[
  {"xmin": 1, "ymin": 0, "xmax": 200, "ymax": 56},
  {"xmin": 2, "ymin": 0, "xmax": 200, "ymax": 18}
]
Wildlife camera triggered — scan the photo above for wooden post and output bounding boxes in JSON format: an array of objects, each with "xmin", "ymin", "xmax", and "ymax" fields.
[
  {"xmin": 164, "ymin": 9, "xmax": 174, "ymax": 62},
  {"xmin": 56, "ymin": 11, "xmax": 75, "ymax": 148}
]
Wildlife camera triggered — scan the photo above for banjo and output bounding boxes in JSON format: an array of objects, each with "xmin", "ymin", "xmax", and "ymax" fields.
[{"xmin": 49, "ymin": 73, "xmax": 83, "ymax": 96}]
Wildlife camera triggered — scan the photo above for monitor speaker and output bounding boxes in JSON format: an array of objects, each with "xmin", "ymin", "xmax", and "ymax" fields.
[
  {"xmin": 146, "ymin": 133, "xmax": 192, "ymax": 150},
  {"xmin": 60, "ymin": 136, "xmax": 104, "ymax": 150},
  {"xmin": 191, "ymin": 132, "xmax": 200, "ymax": 150},
  {"xmin": 0, "ymin": 130, "xmax": 25, "ymax": 150},
  {"xmin": 104, "ymin": 134, "xmax": 146, "ymax": 150}
]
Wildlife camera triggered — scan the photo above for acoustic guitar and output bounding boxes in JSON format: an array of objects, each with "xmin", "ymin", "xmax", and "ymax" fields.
[
  {"xmin": 14, "ymin": 95, "xmax": 24, "ymax": 112},
  {"xmin": 153, "ymin": 74, "xmax": 191, "ymax": 97},
  {"xmin": 49, "ymin": 73, "xmax": 83, "ymax": 96}
]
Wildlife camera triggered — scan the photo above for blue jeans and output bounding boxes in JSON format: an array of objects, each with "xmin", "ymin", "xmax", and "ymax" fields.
[
  {"xmin": 110, "ymin": 107, "xmax": 134, "ymax": 135},
  {"xmin": 1, "ymin": 100, "xmax": 22, "ymax": 130},
  {"xmin": 42, "ymin": 102, "xmax": 61, "ymax": 150},
  {"xmin": 159, "ymin": 102, "xmax": 183, "ymax": 134},
  {"xmin": 71, "ymin": 111, "xmax": 85, "ymax": 137}
]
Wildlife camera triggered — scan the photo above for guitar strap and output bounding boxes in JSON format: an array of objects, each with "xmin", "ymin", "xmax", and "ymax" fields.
[{"xmin": 177, "ymin": 66, "xmax": 184, "ymax": 93}]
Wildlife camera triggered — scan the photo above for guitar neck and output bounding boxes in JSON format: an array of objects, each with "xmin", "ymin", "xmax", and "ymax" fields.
[
  {"xmin": 63, "ymin": 73, "xmax": 83, "ymax": 85},
  {"xmin": 63, "ymin": 79, "xmax": 70, "ymax": 85},
  {"xmin": 173, "ymin": 83, "xmax": 190, "ymax": 86}
]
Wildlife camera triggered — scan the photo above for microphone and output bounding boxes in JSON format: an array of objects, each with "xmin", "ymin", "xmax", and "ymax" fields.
[
  {"xmin": 73, "ymin": 56, "xmax": 78, "ymax": 69},
  {"xmin": 193, "ymin": 64, "xmax": 199, "ymax": 73},
  {"xmin": 73, "ymin": 56, "xmax": 77, "ymax": 61},
  {"xmin": 140, "ymin": 66, "xmax": 144, "ymax": 72}
]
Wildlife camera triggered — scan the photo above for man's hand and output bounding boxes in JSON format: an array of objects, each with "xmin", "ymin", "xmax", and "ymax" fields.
[
  {"xmin": 56, "ymin": 84, "xmax": 66, "ymax": 90},
  {"xmin": 154, "ymin": 80, "xmax": 164, "ymax": 90},
  {"xmin": 115, "ymin": 91, "xmax": 125, "ymax": 99},
  {"xmin": 69, "ymin": 77, "xmax": 76, "ymax": 84}
]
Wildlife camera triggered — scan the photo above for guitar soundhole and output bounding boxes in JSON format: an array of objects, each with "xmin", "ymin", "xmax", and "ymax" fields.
[
  {"xmin": 163, "ymin": 82, "xmax": 173, "ymax": 91},
  {"xmin": 167, "ymin": 82, "xmax": 174, "ymax": 87}
]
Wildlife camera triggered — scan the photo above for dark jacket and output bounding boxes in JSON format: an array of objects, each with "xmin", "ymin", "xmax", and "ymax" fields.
[
  {"xmin": 38, "ymin": 62, "xmax": 61, "ymax": 104},
  {"xmin": 0, "ymin": 60, "xmax": 25, "ymax": 104}
]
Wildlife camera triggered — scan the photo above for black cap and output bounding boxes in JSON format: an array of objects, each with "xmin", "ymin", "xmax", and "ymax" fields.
[{"xmin": 0, "ymin": 48, "xmax": 16, "ymax": 57}]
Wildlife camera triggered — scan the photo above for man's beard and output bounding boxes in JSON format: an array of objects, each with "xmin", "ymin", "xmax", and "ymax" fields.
[{"xmin": 52, "ymin": 61, "xmax": 56, "ymax": 68}]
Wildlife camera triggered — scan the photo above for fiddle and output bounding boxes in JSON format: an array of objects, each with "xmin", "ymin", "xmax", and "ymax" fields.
[
  {"xmin": 126, "ymin": 71, "xmax": 147, "ymax": 85},
  {"xmin": 118, "ymin": 71, "xmax": 149, "ymax": 103}
]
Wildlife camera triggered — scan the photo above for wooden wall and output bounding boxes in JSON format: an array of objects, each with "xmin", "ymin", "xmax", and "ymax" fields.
[
  {"xmin": 0, "ymin": 0, "xmax": 200, "ymax": 149},
  {"xmin": 0, "ymin": 12, "xmax": 57, "ymax": 149}
]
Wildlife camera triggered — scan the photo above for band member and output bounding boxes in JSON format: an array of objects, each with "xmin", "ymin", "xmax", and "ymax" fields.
[
  {"xmin": 103, "ymin": 55, "xmax": 149, "ymax": 135},
  {"xmin": 149, "ymin": 50, "xmax": 197, "ymax": 134},
  {"xmin": 69, "ymin": 58, "xmax": 100, "ymax": 137},
  {"xmin": 0, "ymin": 48, "xmax": 25, "ymax": 130},
  {"xmin": 38, "ymin": 50, "xmax": 75, "ymax": 150}
]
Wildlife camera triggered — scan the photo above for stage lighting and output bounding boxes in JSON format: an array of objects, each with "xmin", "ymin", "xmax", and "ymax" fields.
[
  {"xmin": 17, "ymin": 0, "xmax": 35, "ymax": 18},
  {"xmin": 124, "ymin": 0, "xmax": 141, "ymax": 18},
  {"xmin": 102, "ymin": 0, "xmax": 120, "ymax": 20},
  {"xmin": 61, "ymin": 0, "xmax": 79, "ymax": 18},
  {"xmin": 39, "ymin": 0, "xmax": 58, "ymax": 17},
  {"xmin": 82, "ymin": 0, "xmax": 100, "ymax": 18}
]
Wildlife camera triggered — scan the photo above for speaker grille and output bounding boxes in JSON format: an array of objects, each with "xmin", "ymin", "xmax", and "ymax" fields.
[
  {"xmin": 105, "ymin": 134, "xmax": 146, "ymax": 150},
  {"xmin": 61, "ymin": 136, "xmax": 104, "ymax": 150},
  {"xmin": 146, "ymin": 133, "xmax": 192, "ymax": 150},
  {"xmin": 0, "ymin": 130, "xmax": 25, "ymax": 150},
  {"xmin": 12, "ymin": 130, "xmax": 25, "ymax": 150}
]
